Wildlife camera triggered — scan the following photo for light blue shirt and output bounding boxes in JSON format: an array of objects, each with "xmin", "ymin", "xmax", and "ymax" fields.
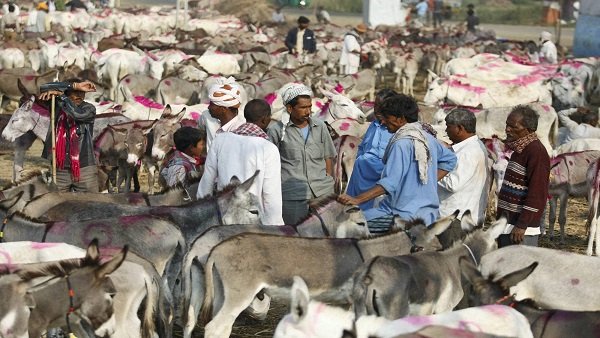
[
  {"xmin": 363, "ymin": 132, "xmax": 457, "ymax": 225},
  {"xmin": 416, "ymin": 1, "xmax": 428, "ymax": 17},
  {"xmin": 346, "ymin": 120, "xmax": 392, "ymax": 209}
]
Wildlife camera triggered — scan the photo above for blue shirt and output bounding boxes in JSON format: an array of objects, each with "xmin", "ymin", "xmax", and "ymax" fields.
[
  {"xmin": 346, "ymin": 120, "xmax": 392, "ymax": 209},
  {"xmin": 363, "ymin": 132, "xmax": 457, "ymax": 225},
  {"xmin": 416, "ymin": 1, "xmax": 428, "ymax": 17}
]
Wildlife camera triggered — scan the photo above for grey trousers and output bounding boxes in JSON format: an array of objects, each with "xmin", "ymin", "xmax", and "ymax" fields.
[
  {"xmin": 497, "ymin": 234, "xmax": 539, "ymax": 248},
  {"xmin": 55, "ymin": 165, "xmax": 99, "ymax": 193},
  {"xmin": 282, "ymin": 199, "xmax": 312, "ymax": 225}
]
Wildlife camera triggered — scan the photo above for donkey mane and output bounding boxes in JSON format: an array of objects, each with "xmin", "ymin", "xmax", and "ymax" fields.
[
  {"xmin": 1, "ymin": 170, "xmax": 46, "ymax": 189},
  {"xmin": 358, "ymin": 218, "xmax": 427, "ymax": 241},
  {"xmin": 158, "ymin": 175, "xmax": 202, "ymax": 194},
  {"xmin": 293, "ymin": 194, "xmax": 339, "ymax": 224},
  {"xmin": 9, "ymin": 211, "xmax": 47, "ymax": 224},
  {"xmin": 6, "ymin": 255, "xmax": 99, "ymax": 281},
  {"xmin": 195, "ymin": 180, "xmax": 242, "ymax": 202}
]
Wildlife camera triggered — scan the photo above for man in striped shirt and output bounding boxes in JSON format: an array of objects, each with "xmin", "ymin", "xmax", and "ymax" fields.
[{"xmin": 497, "ymin": 105, "xmax": 550, "ymax": 247}]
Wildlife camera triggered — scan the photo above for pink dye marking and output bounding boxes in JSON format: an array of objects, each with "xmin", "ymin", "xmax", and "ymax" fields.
[
  {"xmin": 339, "ymin": 122, "xmax": 350, "ymax": 131},
  {"xmin": 32, "ymin": 103, "xmax": 50, "ymax": 117},
  {"xmin": 499, "ymin": 75, "xmax": 543, "ymax": 86},
  {"xmin": 127, "ymin": 194, "xmax": 145, "ymax": 205},
  {"xmin": 134, "ymin": 96, "xmax": 164, "ymax": 110},
  {"xmin": 484, "ymin": 304, "xmax": 510, "ymax": 316},
  {"xmin": 315, "ymin": 101, "xmax": 324, "ymax": 110},
  {"xmin": 571, "ymin": 278, "xmax": 580, "ymax": 285},
  {"xmin": 49, "ymin": 222, "xmax": 68, "ymax": 235},
  {"xmin": 402, "ymin": 315, "xmax": 433, "ymax": 326},
  {"xmin": 447, "ymin": 79, "xmax": 487, "ymax": 94},
  {"xmin": 24, "ymin": 75, "xmax": 35, "ymax": 81},
  {"xmin": 361, "ymin": 101, "xmax": 375, "ymax": 107},
  {"xmin": 264, "ymin": 92, "xmax": 277, "ymax": 105},
  {"xmin": 82, "ymin": 223, "xmax": 113, "ymax": 246},
  {"xmin": 119, "ymin": 215, "xmax": 147, "ymax": 225},
  {"xmin": 569, "ymin": 160, "xmax": 574, "ymax": 165},
  {"xmin": 181, "ymin": 118, "xmax": 197, "ymax": 127},
  {"xmin": 0, "ymin": 249, "xmax": 13, "ymax": 266},
  {"xmin": 125, "ymin": 77, "xmax": 131, "ymax": 83},
  {"xmin": 190, "ymin": 112, "xmax": 201, "ymax": 121},
  {"xmin": 542, "ymin": 105, "xmax": 551, "ymax": 112},
  {"xmin": 334, "ymin": 83, "xmax": 344, "ymax": 93},
  {"xmin": 165, "ymin": 79, "xmax": 172, "ymax": 86},
  {"xmin": 99, "ymin": 101, "xmax": 111, "ymax": 106},
  {"xmin": 278, "ymin": 226, "xmax": 298, "ymax": 236},
  {"xmin": 30, "ymin": 242, "xmax": 60, "ymax": 250},
  {"xmin": 349, "ymin": 143, "xmax": 355, "ymax": 149},
  {"xmin": 318, "ymin": 101, "xmax": 330, "ymax": 117}
]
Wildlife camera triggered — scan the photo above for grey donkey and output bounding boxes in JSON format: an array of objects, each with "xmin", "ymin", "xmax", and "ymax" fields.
[
  {"xmin": 199, "ymin": 212, "xmax": 460, "ymax": 338},
  {"xmin": 461, "ymin": 257, "xmax": 600, "ymax": 338},
  {"xmin": 350, "ymin": 216, "xmax": 506, "ymax": 320}
]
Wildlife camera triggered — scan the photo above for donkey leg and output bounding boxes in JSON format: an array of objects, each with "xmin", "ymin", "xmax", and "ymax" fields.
[
  {"xmin": 203, "ymin": 289, "xmax": 260, "ymax": 338},
  {"xmin": 558, "ymin": 195, "xmax": 568, "ymax": 244},
  {"xmin": 596, "ymin": 219, "xmax": 600, "ymax": 256},
  {"xmin": 548, "ymin": 197, "xmax": 557, "ymax": 240},
  {"xmin": 587, "ymin": 217, "xmax": 597, "ymax": 256},
  {"xmin": 183, "ymin": 263, "xmax": 204, "ymax": 338}
]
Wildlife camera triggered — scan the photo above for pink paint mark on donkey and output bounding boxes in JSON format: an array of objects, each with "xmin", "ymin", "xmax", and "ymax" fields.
[
  {"xmin": 571, "ymin": 278, "xmax": 580, "ymax": 285},
  {"xmin": 448, "ymin": 79, "xmax": 487, "ymax": 95},
  {"xmin": 32, "ymin": 103, "xmax": 50, "ymax": 117},
  {"xmin": 339, "ymin": 122, "xmax": 350, "ymax": 131},
  {"xmin": 402, "ymin": 315, "xmax": 433, "ymax": 326},
  {"xmin": 264, "ymin": 92, "xmax": 277, "ymax": 106},
  {"xmin": 334, "ymin": 83, "xmax": 344, "ymax": 93},
  {"xmin": 24, "ymin": 75, "xmax": 35, "ymax": 81},
  {"xmin": 30, "ymin": 242, "xmax": 60, "ymax": 250},
  {"xmin": 349, "ymin": 142, "xmax": 356, "ymax": 149},
  {"xmin": 134, "ymin": 96, "xmax": 164, "ymax": 110},
  {"xmin": 190, "ymin": 112, "xmax": 201, "ymax": 121}
]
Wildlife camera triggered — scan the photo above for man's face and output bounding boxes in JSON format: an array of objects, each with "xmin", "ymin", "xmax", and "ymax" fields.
[
  {"xmin": 255, "ymin": 115, "xmax": 272, "ymax": 131},
  {"xmin": 505, "ymin": 112, "xmax": 530, "ymax": 142},
  {"xmin": 381, "ymin": 114, "xmax": 406, "ymax": 133},
  {"xmin": 287, "ymin": 97, "xmax": 312, "ymax": 126},
  {"xmin": 208, "ymin": 102, "xmax": 224, "ymax": 120},
  {"xmin": 445, "ymin": 123, "xmax": 462, "ymax": 144},
  {"xmin": 189, "ymin": 139, "xmax": 205, "ymax": 158},
  {"xmin": 299, "ymin": 22, "xmax": 309, "ymax": 30},
  {"xmin": 67, "ymin": 90, "xmax": 85, "ymax": 106}
]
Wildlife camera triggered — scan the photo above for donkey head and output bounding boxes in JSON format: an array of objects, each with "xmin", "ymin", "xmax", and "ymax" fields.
[
  {"xmin": 2, "ymin": 97, "xmax": 36, "ymax": 142},
  {"xmin": 395, "ymin": 210, "xmax": 461, "ymax": 252},
  {"xmin": 152, "ymin": 105, "xmax": 186, "ymax": 161},
  {"xmin": 460, "ymin": 257, "xmax": 538, "ymax": 307},
  {"xmin": 125, "ymin": 122, "xmax": 156, "ymax": 165},
  {"xmin": 321, "ymin": 90, "xmax": 366, "ymax": 124},
  {"xmin": 217, "ymin": 172, "xmax": 261, "ymax": 225}
]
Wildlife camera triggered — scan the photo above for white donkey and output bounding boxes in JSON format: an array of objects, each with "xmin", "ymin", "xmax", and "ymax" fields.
[{"xmin": 273, "ymin": 276, "xmax": 533, "ymax": 338}]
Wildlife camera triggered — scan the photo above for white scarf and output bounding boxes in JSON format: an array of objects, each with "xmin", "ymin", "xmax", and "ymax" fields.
[{"xmin": 383, "ymin": 122, "xmax": 431, "ymax": 184}]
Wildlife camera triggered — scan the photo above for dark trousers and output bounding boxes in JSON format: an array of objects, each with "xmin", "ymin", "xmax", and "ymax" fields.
[{"xmin": 497, "ymin": 234, "xmax": 539, "ymax": 248}]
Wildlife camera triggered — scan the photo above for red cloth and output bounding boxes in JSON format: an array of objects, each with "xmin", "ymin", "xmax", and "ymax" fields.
[{"xmin": 55, "ymin": 111, "xmax": 81, "ymax": 181}]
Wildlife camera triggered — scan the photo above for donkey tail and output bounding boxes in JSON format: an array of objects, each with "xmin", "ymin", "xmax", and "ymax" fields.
[
  {"xmin": 141, "ymin": 273, "xmax": 158, "ymax": 338},
  {"xmin": 181, "ymin": 250, "xmax": 197, "ymax": 324},
  {"xmin": 200, "ymin": 257, "xmax": 216, "ymax": 325}
]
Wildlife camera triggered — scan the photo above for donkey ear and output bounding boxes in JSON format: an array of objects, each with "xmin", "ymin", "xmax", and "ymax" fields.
[
  {"xmin": 96, "ymin": 246, "xmax": 128, "ymax": 278},
  {"xmin": 460, "ymin": 210, "xmax": 477, "ymax": 231},
  {"xmin": 341, "ymin": 330, "xmax": 356, "ymax": 338},
  {"xmin": 17, "ymin": 79, "xmax": 30, "ymax": 97},
  {"xmin": 498, "ymin": 262, "xmax": 538, "ymax": 290},
  {"xmin": 290, "ymin": 276, "xmax": 310, "ymax": 322},
  {"xmin": 24, "ymin": 292, "xmax": 36, "ymax": 309},
  {"xmin": 0, "ymin": 190, "xmax": 24, "ymax": 211},
  {"xmin": 237, "ymin": 171, "xmax": 259, "ymax": 193},
  {"xmin": 392, "ymin": 215, "xmax": 408, "ymax": 230},
  {"xmin": 176, "ymin": 107, "xmax": 187, "ymax": 121},
  {"xmin": 85, "ymin": 238, "xmax": 101, "ymax": 261},
  {"xmin": 426, "ymin": 210, "xmax": 459, "ymax": 236},
  {"xmin": 486, "ymin": 217, "xmax": 507, "ymax": 240},
  {"xmin": 459, "ymin": 256, "xmax": 484, "ymax": 284},
  {"xmin": 161, "ymin": 104, "xmax": 173, "ymax": 118}
]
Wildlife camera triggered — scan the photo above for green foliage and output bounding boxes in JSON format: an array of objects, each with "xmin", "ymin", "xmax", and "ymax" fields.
[
  {"xmin": 55, "ymin": 0, "xmax": 65, "ymax": 11},
  {"xmin": 474, "ymin": 3, "xmax": 544, "ymax": 25}
]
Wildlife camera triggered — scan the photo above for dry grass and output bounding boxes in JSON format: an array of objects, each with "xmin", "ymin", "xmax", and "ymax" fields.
[{"xmin": 215, "ymin": 0, "xmax": 274, "ymax": 24}]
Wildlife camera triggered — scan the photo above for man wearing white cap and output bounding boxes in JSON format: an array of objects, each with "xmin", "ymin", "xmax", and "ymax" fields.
[
  {"xmin": 267, "ymin": 83, "xmax": 337, "ymax": 225},
  {"xmin": 340, "ymin": 23, "xmax": 367, "ymax": 75},
  {"xmin": 198, "ymin": 76, "xmax": 246, "ymax": 150},
  {"xmin": 539, "ymin": 31, "xmax": 557, "ymax": 64}
]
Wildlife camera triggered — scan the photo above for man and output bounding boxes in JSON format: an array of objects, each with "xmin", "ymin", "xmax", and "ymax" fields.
[
  {"xmin": 438, "ymin": 109, "xmax": 489, "ymax": 226},
  {"xmin": 339, "ymin": 94, "xmax": 457, "ymax": 233},
  {"xmin": 267, "ymin": 84, "xmax": 336, "ymax": 225},
  {"xmin": 34, "ymin": 2, "xmax": 50, "ymax": 33},
  {"xmin": 346, "ymin": 89, "xmax": 397, "ymax": 210},
  {"xmin": 271, "ymin": 7, "xmax": 285, "ymax": 25},
  {"xmin": 558, "ymin": 107, "xmax": 600, "ymax": 144},
  {"xmin": 415, "ymin": 0, "xmax": 428, "ymax": 24},
  {"xmin": 284, "ymin": 16, "xmax": 316, "ymax": 64},
  {"xmin": 198, "ymin": 99, "xmax": 283, "ymax": 225},
  {"xmin": 39, "ymin": 79, "xmax": 99, "ymax": 192},
  {"xmin": 539, "ymin": 31, "xmax": 558, "ymax": 64},
  {"xmin": 497, "ymin": 105, "xmax": 550, "ymax": 247},
  {"xmin": 0, "ymin": 4, "xmax": 20, "ymax": 38},
  {"xmin": 340, "ymin": 23, "xmax": 367, "ymax": 75},
  {"xmin": 198, "ymin": 76, "xmax": 246, "ymax": 150},
  {"xmin": 433, "ymin": 0, "xmax": 444, "ymax": 28},
  {"xmin": 466, "ymin": 9, "xmax": 479, "ymax": 33},
  {"xmin": 315, "ymin": 6, "xmax": 331, "ymax": 24}
]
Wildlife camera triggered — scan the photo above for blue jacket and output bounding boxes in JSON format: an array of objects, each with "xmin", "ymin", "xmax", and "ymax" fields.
[{"xmin": 285, "ymin": 27, "xmax": 317, "ymax": 54}]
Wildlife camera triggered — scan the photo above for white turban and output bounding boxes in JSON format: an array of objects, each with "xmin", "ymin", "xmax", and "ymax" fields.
[
  {"xmin": 208, "ymin": 76, "xmax": 242, "ymax": 108},
  {"xmin": 281, "ymin": 83, "xmax": 313, "ymax": 105},
  {"xmin": 540, "ymin": 31, "xmax": 552, "ymax": 42}
]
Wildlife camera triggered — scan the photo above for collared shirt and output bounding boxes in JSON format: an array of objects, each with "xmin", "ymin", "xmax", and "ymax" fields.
[
  {"xmin": 415, "ymin": 1, "xmax": 428, "ymax": 16},
  {"xmin": 198, "ymin": 111, "xmax": 246, "ymax": 151},
  {"xmin": 160, "ymin": 151, "xmax": 199, "ymax": 188},
  {"xmin": 197, "ymin": 132, "xmax": 284, "ymax": 225},
  {"xmin": 363, "ymin": 131, "xmax": 457, "ymax": 225},
  {"xmin": 267, "ymin": 118, "xmax": 336, "ymax": 200},
  {"xmin": 340, "ymin": 32, "xmax": 361, "ymax": 69},
  {"xmin": 558, "ymin": 108, "xmax": 600, "ymax": 144},
  {"xmin": 346, "ymin": 120, "xmax": 392, "ymax": 210},
  {"xmin": 540, "ymin": 40, "xmax": 558, "ymax": 64},
  {"xmin": 438, "ymin": 135, "xmax": 489, "ymax": 225}
]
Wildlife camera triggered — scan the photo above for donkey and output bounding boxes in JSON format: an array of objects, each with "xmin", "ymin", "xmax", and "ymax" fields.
[
  {"xmin": 199, "ymin": 213, "xmax": 460, "ymax": 338},
  {"xmin": 40, "ymin": 174, "xmax": 261, "ymax": 244},
  {"xmin": 0, "ymin": 241, "xmax": 167, "ymax": 338},
  {"xmin": 273, "ymin": 276, "xmax": 533, "ymax": 338},
  {"xmin": 20, "ymin": 182, "xmax": 198, "ymax": 220},
  {"xmin": 546, "ymin": 150, "xmax": 600, "ymax": 243},
  {"xmin": 479, "ymin": 245, "xmax": 600, "ymax": 312},
  {"xmin": 350, "ymin": 217, "xmax": 507, "ymax": 320},
  {"xmin": 461, "ymin": 257, "xmax": 600, "ymax": 338},
  {"xmin": 0, "ymin": 239, "xmax": 127, "ymax": 338},
  {"xmin": 181, "ymin": 197, "xmax": 369, "ymax": 337},
  {"xmin": 0, "ymin": 170, "xmax": 55, "ymax": 214}
]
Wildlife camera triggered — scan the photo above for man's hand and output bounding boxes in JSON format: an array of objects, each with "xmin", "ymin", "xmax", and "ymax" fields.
[
  {"xmin": 510, "ymin": 226, "xmax": 526, "ymax": 244},
  {"xmin": 337, "ymin": 194, "xmax": 360, "ymax": 206},
  {"xmin": 39, "ymin": 90, "xmax": 63, "ymax": 101},
  {"xmin": 73, "ymin": 81, "xmax": 96, "ymax": 92}
]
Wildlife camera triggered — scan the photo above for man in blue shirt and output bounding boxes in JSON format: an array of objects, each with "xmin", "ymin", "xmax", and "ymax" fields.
[
  {"xmin": 346, "ymin": 89, "xmax": 397, "ymax": 210},
  {"xmin": 339, "ymin": 94, "xmax": 457, "ymax": 233},
  {"xmin": 415, "ymin": 0, "xmax": 428, "ymax": 23}
]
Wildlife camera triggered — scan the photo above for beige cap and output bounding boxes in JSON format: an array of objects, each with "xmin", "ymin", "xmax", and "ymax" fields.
[{"xmin": 356, "ymin": 23, "xmax": 368, "ymax": 33}]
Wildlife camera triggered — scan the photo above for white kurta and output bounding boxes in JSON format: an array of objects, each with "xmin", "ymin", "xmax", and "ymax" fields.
[
  {"xmin": 340, "ymin": 33, "xmax": 361, "ymax": 75},
  {"xmin": 198, "ymin": 112, "xmax": 245, "ymax": 151},
  {"xmin": 196, "ymin": 132, "xmax": 284, "ymax": 225},
  {"xmin": 558, "ymin": 108, "xmax": 600, "ymax": 144},
  {"xmin": 540, "ymin": 40, "xmax": 558, "ymax": 64},
  {"xmin": 438, "ymin": 135, "xmax": 490, "ymax": 225}
]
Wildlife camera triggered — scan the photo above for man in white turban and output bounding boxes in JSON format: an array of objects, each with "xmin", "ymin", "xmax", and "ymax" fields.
[
  {"xmin": 199, "ymin": 76, "xmax": 246, "ymax": 150},
  {"xmin": 539, "ymin": 31, "xmax": 557, "ymax": 64},
  {"xmin": 267, "ymin": 83, "xmax": 337, "ymax": 224}
]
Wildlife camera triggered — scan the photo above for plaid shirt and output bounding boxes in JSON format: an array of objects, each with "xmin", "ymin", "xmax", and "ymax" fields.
[{"xmin": 233, "ymin": 123, "xmax": 268, "ymax": 139}]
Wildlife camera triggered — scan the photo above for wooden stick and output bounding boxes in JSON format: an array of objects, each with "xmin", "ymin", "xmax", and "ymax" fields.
[{"xmin": 51, "ymin": 95, "xmax": 57, "ymax": 184}]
